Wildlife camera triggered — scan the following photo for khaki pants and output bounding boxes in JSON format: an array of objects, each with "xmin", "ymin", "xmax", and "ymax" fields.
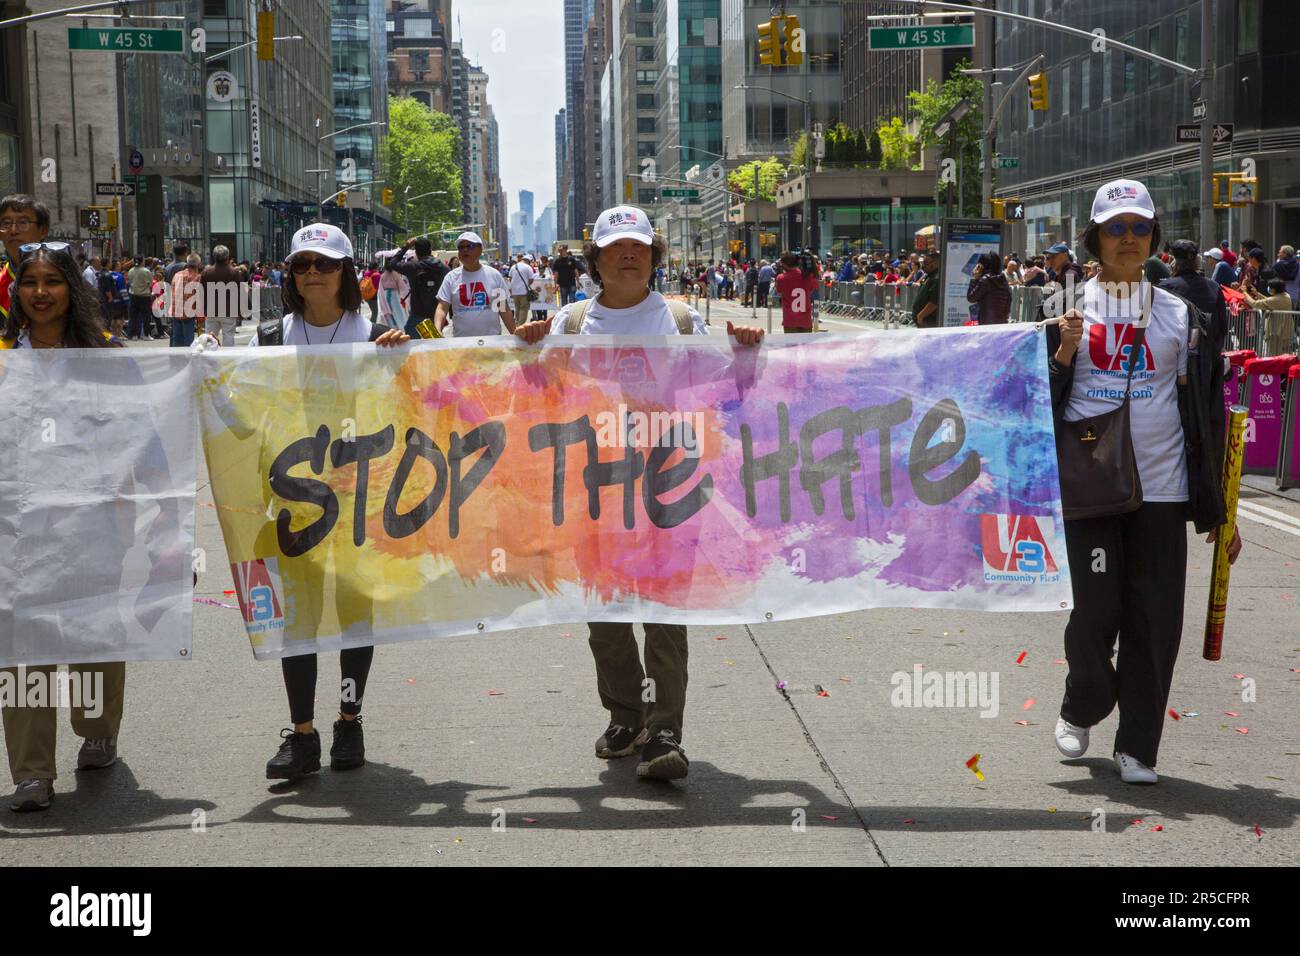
[
  {"xmin": 513, "ymin": 295, "xmax": 532, "ymax": 322},
  {"xmin": 1, "ymin": 663, "xmax": 125, "ymax": 782},
  {"xmin": 205, "ymin": 315, "xmax": 238, "ymax": 347},
  {"xmin": 587, "ymin": 623, "xmax": 688, "ymax": 740}
]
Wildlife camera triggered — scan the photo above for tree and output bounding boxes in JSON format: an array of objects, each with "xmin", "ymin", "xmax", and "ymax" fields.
[
  {"xmin": 866, "ymin": 128, "xmax": 882, "ymax": 166},
  {"xmin": 382, "ymin": 96, "xmax": 464, "ymax": 235},
  {"xmin": 728, "ymin": 157, "xmax": 786, "ymax": 201},
  {"xmin": 876, "ymin": 117, "xmax": 917, "ymax": 171},
  {"xmin": 907, "ymin": 61, "xmax": 984, "ymax": 213}
]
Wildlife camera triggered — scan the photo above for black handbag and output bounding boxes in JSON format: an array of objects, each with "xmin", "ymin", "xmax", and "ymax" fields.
[{"xmin": 1056, "ymin": 286, "xmax": 1151, "ymax": 522}]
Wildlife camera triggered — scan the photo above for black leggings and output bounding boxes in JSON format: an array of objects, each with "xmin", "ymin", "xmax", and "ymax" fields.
[{"xmin": 281, "ymin": 647, "xmax": 375, "ymax": 726}]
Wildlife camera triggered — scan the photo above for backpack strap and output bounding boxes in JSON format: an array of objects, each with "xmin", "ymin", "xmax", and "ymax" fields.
[
  {"xmin": 564, "ymin": 299, "xmax": 592, "ymax": 334},
  {"xmin": 666, "ymin": 298, "xmax": 695, "ymax": 335},
  {"xmin": 257, "ymin": 316, "xmax": 285, "ymax": 346}
]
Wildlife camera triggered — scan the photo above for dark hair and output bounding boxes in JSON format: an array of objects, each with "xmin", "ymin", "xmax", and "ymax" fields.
[
  {"xmin": 1267, "ymin": 278, "xmax": 1287, "ymax": 295},
  {"xmin": 582, "ymin": 236, "xmax": 669, "ymax": 287},
  {"xmin": 280, "ymin": 257, "xmax": 363, "ymax": 314},
  {"xmin": 0, "ymin": 194, "xmax": 51, "ymax": 231},
  {"xmin": 4, "ymin": 248, "xmax": 114, "ymax": 347},
  {"xmin": 413, "ymin": 237, "xmax": 432, "ymax": 258},
  {"xmin": 977, "ymin": 251, "xmax": 1002, "ymax": 274},
  {"xmin": 1081, "ymin": 217, "xmax": 1162, "ymax": 262}
]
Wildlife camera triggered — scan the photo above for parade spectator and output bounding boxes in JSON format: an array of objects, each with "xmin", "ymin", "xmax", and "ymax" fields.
[
  {"xmin": 1205, "ymin": 246, "xmax": 1236, "ymax": 286},
  {"xmin": 433, "ymin": 231, "xmax": 515, "ymax": 336},
  {"xmin": 775, "ymin": 251, "xmax": 818, "ymax": 333},
  {"xmin": 1242, "ymin": 277, "xmax": 1296, "ymax": 356},
  {"xmin": 967, "ymin": 250, "xmax": 1012, "ymax": 324},
  {"xmin": 384, "ymin": 237, "xmax": 448, "ymax": 338},
  {"xmin": 756, "ymin": 258, "xmax": 774, "ymax": 307},
  {"xmin": 912, "ymin": 250, "xmax": 940, "ymax": 327},
  {"xmin": 200, "ymin": 245, "xmax": 242, "ymax": 347},
  {"xmin": 1271, "ymin": 245, "xmax": 1300, "ymax": 306},
  {"xmin": 169, "ymin": 254, "xmax": 203, "ymax": 348}
]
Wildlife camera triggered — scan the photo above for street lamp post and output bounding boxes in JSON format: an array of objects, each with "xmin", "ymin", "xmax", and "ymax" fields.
[{"xmin": 735, "ymin": 83, "xmax": 812, "ymax": 253}]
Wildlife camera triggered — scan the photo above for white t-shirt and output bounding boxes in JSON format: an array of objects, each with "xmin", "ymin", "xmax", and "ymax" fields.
[
  {"xmin": 507, "ymin": 261, "xmax": 536, "ymax": 296},
  {"xmin": 82, "ymin": 266, "xmax": 98, "ymax": 288},
  {"xmin": 548, "ymin": 291, "xmax": 707, "ymax": 336},
  {"xmin": 251, "ymin": 311, "xmax": 373, "ymax": 346},
  {"xmin": 1063, "ymin": 279, "xmax": 1189, "ymax": 502},
  {"xmin": 437, "ymin": 265, "xmax": 511, "ymax": 336}
]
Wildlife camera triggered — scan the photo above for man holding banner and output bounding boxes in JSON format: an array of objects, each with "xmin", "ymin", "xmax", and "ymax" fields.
[{"xmin": 515, "ymin": 206, "xmax": 764, "ymax": 781}]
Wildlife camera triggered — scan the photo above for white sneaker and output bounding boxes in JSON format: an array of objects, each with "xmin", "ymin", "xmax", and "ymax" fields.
[
  {"xmin": 1114, "ymin": 752, "xmax": 1158, "ymax": 785},
  {"xmin": 1054, "ymin": 716, "xmax": 1090, "ymax": 758}
]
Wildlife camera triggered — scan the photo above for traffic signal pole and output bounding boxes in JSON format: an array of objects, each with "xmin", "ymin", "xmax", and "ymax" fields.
[
  {"xmin": 978, "ymin": 2, "xmax": 992, "ymax": 219},
  {"xmin": 1198, "ymin": 0, "xmax": 1216, "ymax": 253}
]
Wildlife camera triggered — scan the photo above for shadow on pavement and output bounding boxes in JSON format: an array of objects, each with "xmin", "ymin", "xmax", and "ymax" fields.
[
  {"xmin": 233, "ymin": 758, "xmax": 854, "ymax": 831},
  {"xmin": 0, "ymin": 762, "xmax": 218, "ymax": 838}
]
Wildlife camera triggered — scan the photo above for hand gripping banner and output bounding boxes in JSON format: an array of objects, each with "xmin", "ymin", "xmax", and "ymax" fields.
[{"xmin": 196, "ymin": 327, "xmax": 1072, "ymax": 660}]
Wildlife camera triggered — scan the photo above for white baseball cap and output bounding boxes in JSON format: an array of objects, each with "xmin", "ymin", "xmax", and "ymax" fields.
[
  {"xmin": 456, "ymin": 231, "xmax": 484, "ymax": 247},
  {"xmin": 288, "ymin": 223, "xmax": 353, "ymax": 261},
  {"xmin": 592, "ymin": 205, "xmax": 654, "ymax": 248},
  {"xmin": 1090, "ymin": 179, "xmax": 1156, "ymax": 224},
  {"xmin": 1204, "ymin": 247, "xmax": 1224, "ymax": 261}
]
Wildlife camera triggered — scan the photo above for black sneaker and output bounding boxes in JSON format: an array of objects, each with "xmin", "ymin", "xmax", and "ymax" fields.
[
  {"xmin": 330, "ymin": 717, "xmax": 365, "ymax": 771},
  {"xmin": 265, "ymin": 728, "xmax": 321, "ymax": 780},
  {"xmin": 636, "ymin": 730, "xmax": 689, "ymax": 780},
  {"xmin": 595, "ymin": 722, "xmax": 646, "ymax": 759}
]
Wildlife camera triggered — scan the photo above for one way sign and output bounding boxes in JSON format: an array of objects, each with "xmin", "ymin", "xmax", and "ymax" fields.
[{"xmin": 1176, "ymin": 124, "xmax": 1233, "ymax": 144}]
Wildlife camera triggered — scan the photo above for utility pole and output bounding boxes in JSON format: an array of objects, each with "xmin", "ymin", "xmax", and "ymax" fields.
[
  {"xmin": 803, "ymin": 87, "xmax": 812, "ymax": 252},
  {"xmin": 978, "ymin": 0, "xmax": 993, "ymax": 218},
  {"xmin": 1198, "ymin": 0, "xmax": 1216, "ymax": 250},
  {"xmin": 752, "ymin": 161, "xmax": 760, "ymax": 263}
]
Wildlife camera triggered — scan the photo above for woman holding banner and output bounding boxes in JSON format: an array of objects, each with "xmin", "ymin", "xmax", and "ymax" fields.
[
  {"xmin": 514, "ymin": 206, "xmax": 764, "ymax": 781},
  {"xmin": 1046, "ymin": 179, "xmax": 1241, "ymax": 786},
  {"xmin": 0, "ymin": 242, "xmax": 128, "ymax": 811}
]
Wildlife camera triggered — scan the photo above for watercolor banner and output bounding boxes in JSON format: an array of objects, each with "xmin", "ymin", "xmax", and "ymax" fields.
[{"xmin": 195, "ymin": 327, "xmax": 1071, "ymax": 660}]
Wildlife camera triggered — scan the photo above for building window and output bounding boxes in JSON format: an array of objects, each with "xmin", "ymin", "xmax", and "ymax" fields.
[
  {"xmin": 636, "ymin": 69, "xmax": 658, "ymax": 85},
  {"xmin": 1147, "ymin": 25, "xmax": 1161, "ymax": 84},
  {"xmin": 637, "ymin": 117, "xmax": 656, "ymax": 134},
  {"xmin": 1175, "ymin": 13, "xmax": 1189, "ymax": 65},
  {"xmin": 638, "ymin": 188, "xmax": 657, "ymax": 204},
  {"xmin": 406, "ymin": 17, "xmax": 432, "ymax": 39},
  {"xmin": 1061, "ymin": 64, "xmax": 1070, "ymax": 116},
  {"xmin": 1123, "ymin": 53, "xmax": 1135, "ymax": 96},
  {"xmin": 1080, "ymin": 58, "xmax": 1090, "ymax": 111},
  {"xmin": 636, "ymin": 45, "xmax": 655, "ymax": 62},
  {"xmin": 385, "ymin": 19, "xmax": 394, "ymax": 32},
  {"xmin": 1103, "ymin": 49, "xmax": 1112, "ymax": 102},
  {"xmin": 637, "ymin": 141, "xmax": 657, "ymax": 157},
  {"xmin": 637, "ymin": 93, "xmax": 656, "ymax": 109},
  {"xmin": 635, "ymin": 21, "xmax": 654, "ymax": 38}
]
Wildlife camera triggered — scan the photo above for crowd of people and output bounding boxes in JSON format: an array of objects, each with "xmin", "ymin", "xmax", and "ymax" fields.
[{"xmin": 0, "ymin": 180, "xmax": 1269, "ymax": 809}]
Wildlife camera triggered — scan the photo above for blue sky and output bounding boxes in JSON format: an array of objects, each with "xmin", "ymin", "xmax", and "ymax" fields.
[{"xmin": 457, "ymin": 1, "xmax": 567, "ymax": 217}]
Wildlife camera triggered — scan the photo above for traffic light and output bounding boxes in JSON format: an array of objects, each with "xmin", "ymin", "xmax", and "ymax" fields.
[
  {"xmin": 1027, "ymin": 72, "xmax": 1050, "ymax": 111},
  {"xmin": 757, "ymin": 19, "xmax": 780, "ymax": 67},
  {"xmin": 583, "ymin": 227, "xmax": 590, "ymax": 241},
  {"xmin": 990, "ymin": 199, "xmax": 1005, "ymax": 220},
  {"xmin": 257, "ymin": 7, "xmax": 275, "ymax": 61},
  {"xmin": 1002, "ymin": 199, "xmax": 1025, "ymax": 222},
  {"xmin": 781, "ymin": 15, "xmax": 804, "ymax": 67},
  {"xmin": 333, "ymin": 191, "xmax": 348, "ymax": 207},
  {"xmin": 381, "ymin": 187, "xmax": 394, "ymax": 206}
]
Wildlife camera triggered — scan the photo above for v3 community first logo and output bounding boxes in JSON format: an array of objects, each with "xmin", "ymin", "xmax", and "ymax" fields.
[
  {"xmin": 230, "ymin": 558, "xmax": 286, "ymax": 634},
  {"xmin": 979, "ymin": 515, "xmax": 1061, "ymax": 584}
]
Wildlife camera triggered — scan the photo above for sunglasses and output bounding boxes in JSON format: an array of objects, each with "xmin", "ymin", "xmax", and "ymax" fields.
[
  {"xmin": 18, "ymin": 241, "xmax": 72, "ymax": 260},
  {"xmin": 1103, "ymin": 219, "xmax": 1154, "ymax": 238},
  {"xmin": 290, "ymin": 255, "xmax": 343, "ymax": 275}
]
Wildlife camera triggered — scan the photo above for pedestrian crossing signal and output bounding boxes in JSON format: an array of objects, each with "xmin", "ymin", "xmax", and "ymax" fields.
[
  {"xmin": 79, "ymin": 206, "xmax": 117, "ymax": 231},
  {"xmin": 1002, "ymin": 199, "xmax": 1025, "ymax": 222},
  {"xmin": 1028, "ymin": 73, "xmax": 1050, "ymax": 112}
]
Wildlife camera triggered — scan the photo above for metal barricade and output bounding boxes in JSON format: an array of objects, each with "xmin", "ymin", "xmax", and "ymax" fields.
[
  {"xmin": 1009, "ymin": 285, "xmax": 1045, "ymax": 324},
  {"xmin": 1256, "ymin": 309, "xmax": 1300, "ymax": 358}
]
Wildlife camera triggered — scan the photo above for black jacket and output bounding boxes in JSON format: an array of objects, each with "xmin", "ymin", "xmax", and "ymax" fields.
[
  {"xmin": 1045, "ymin": 284, "xmax": 1227, "ymax": 533},
  {"xmin": 384, "ymin": 254, "xmax": 448, "ymax": 319}
]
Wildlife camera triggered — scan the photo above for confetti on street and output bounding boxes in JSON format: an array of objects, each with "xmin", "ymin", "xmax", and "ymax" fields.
[
  {"xmin": 1015, "ymin": 651, "xmax": 1027, "ymax": 665},
  {"xmin": 965, "ymin": 754, "xmax": 984, "ymax": 782}
]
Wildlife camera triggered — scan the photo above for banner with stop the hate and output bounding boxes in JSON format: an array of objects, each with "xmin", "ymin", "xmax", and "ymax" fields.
[{"xmin": 195, "ymin": 327, "xmax": 1072, "ymax": 660}]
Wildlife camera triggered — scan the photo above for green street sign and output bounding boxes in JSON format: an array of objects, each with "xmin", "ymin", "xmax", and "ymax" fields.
[
  {"xmin": 868, "ymin": 26, "xmax": 974, "ymax": 50},
  {"xmin": 67, "ymin": 28, "xmax": 184, "ymax": 54},
  {"xmin": 996, "ymin": 157, "xmax": 1020, "ymax": 169},
  {"xmin": 662, "ymin": 188, "xmax": 700, "ymax": 199}
]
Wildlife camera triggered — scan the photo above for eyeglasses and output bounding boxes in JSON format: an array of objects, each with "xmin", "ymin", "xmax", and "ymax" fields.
[
  {"xmin": 18, "ymin": 241, "xmax": 71, "ymax": 259},
  {"xmin": 1103, "ymin": 219, "xmax": 1154, "ymax": 238},
  {"xmin": 0, "ymin": 218, "xmax": 38, "ymax": 232},
  {"xmin": 290, "ymin": 256, "xmax": 344, "ymax": 275}
]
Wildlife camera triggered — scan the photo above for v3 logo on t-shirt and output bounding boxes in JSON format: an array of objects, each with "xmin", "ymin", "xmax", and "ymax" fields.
[
  {"xmin": 458, "ymin": 282, "xmax": 489, "ymax": 309},
  {"xmin": 1088, "ymin": 322, "xmax": 1155, "ymax": 373}
]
